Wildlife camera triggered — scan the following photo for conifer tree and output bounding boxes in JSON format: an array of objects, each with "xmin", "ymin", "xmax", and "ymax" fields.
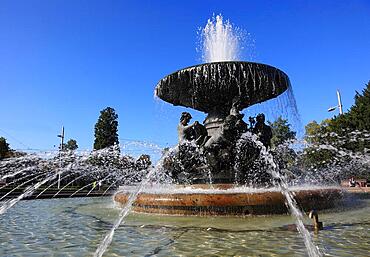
[
  {"xmin": 268, "ymin": 116, "xmax": 296, "ymax": 148},
  {"xmin": 64, "ymin": 139, "xmax": 78, "ymax": 151},
  {"xmin": 0, "ymin": 137, "xmax": 10, "ymax": 160},
  {"xmin": 93, "ymin": 107, "xmax": 119, "ymax": 150},
  {"xmin": 347, "ymin": 81, "xmax": 370, "ymax": 131}
]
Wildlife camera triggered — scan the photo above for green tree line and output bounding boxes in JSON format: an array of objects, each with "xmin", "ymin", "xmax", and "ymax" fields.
[{"xmin": 304, "ymin": 81, "xmax": 370, "ymax": 171}]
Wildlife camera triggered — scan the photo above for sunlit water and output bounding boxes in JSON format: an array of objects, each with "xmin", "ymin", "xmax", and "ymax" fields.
[
  {"xmin": 0, "ymin": 196, "xmax": 369, "ymax": 256},
  {"xmin": 199, "ymin": 14, "xmax": 243, "ymax": 63}
]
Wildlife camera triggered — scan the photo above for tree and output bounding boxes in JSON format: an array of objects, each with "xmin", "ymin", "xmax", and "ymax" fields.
[
  {"xmin": 320, "ymin": 81, "xmax": 370, "ymax": 152},
  {"xmin": 330, "ymin": 81, "xmax": 370, "ymax": 131},
  {"xmin": 268, "ymin": 116, "xmax": 296, "ymax": 148},
  {"xmin": 304, "ymin": 120, "xmax": 321, "ymax": 144},
  {"xmin": 266, "ymin": 117, "xmax": 297, "ymax": 170},
  {"xmin": 304, "ymin": 119, "xmax": 334, "ymax": 144},
  {"xmin": 303, "ymin": 81, "xmax": 370, "ymax": 153},
  {"xmin": 93, "ymin": 107, "xmax": 119, "ymax": 150},
  {"xmin": 0, "ymin": 137, "xmax": 10, "ymax": 160},
  {"xmin": 302, "ymin": 81, "xmax": 370, "ymax": 169},
  {"xmin": 303, "ymin": 120, "xmax": 335, "ymax": 167},
  {"xmin": 345, "ymin": 81, "xmax": 370, "ymax": 131},
  {"xmin": 64, "ymin": 139, "xmax": 78, "ymax": 151}
]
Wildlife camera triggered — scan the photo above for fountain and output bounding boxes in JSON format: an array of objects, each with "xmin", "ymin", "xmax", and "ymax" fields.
[
  {"xmin": 109, "ymin": 17, "xmax": 351, "ymax": 257},
  {"xmin": 114, "ymin": 15, "xmax": 343, "ymax": 216},
  {"xmin": 2, "ymin": 14, "xmax": 368, "ymax": 257},
  {"xmin": 114, "ymin": 60, "xmax": 342, "ymax": 214}
]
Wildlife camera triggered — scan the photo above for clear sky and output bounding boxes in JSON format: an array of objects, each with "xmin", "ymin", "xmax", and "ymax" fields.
[{"xmin": 1, "ymin": 0, "xmax": 369, "ymax": 152}]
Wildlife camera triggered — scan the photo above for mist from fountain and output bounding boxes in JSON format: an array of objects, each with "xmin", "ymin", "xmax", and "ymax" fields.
[{"xmin": 0, "ymin": 144, "xmax": 154, "ymax": 215}]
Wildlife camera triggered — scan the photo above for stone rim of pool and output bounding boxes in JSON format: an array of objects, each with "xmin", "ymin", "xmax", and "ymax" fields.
[{"xmin": 114, "ymin": 185, "xmax": 343, "ymax": 216}]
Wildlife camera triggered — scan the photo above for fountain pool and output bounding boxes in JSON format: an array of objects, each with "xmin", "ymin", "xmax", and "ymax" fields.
[{"xmin": 0, "ymin": 196, "xmax": 369, "ymax": 256}]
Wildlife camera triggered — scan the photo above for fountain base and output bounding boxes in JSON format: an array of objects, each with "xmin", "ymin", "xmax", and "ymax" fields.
[{"xmin": 114, "ymin": 185, "xmax": 343, "ymax": 216}]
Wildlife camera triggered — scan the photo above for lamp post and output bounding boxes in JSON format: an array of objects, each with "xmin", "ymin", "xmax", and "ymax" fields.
[
  {"xmin": 57, "ymin": 126, "xmax": 64, "ymax": 189},
  {"xmin": 328, "ymin": 89, "xmax": 343, "ymax": 115}
]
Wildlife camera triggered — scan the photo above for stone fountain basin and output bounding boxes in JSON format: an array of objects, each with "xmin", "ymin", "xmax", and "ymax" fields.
[
  {"xmin": 155, "ymin": 61, "xmax": 290, "ymax": 113},
  {"xmin": 114, "ymin": 185, "xmax": 343, "ymax": 216}
]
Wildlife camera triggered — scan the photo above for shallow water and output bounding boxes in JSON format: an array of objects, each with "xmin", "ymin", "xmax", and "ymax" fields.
[{"xmin": 0, "ymin": 196, "xmax": 369, "ymax": 256}]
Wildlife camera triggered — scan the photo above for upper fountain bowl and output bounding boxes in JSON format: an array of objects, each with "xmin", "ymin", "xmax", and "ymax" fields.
[{"xmin": 155, "ymin": 61, "xmax": 291, "ymax": 113}]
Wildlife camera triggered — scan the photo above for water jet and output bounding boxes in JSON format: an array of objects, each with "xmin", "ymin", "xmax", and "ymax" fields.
[{"xmin": 115, "ymin": 16, "xmax": 343, "ymax": 219}]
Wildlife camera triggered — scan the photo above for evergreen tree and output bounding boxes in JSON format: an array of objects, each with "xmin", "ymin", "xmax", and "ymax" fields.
[
  {"xmin": 0, "ymin": 137, "xmax": 10, "ymax": 160},
  {"xmin": 328, "ymin": 81, "xmax": 370, "ymax": 151},
  {"xmin": 268, "ymin": 116, "xmax": 296, "ymax": 148},
  {"xmin": 64, "ymin": 139, "xmax": 78, "ymax": 151},
  {"xmin": 303, "ymin": 81, "xmax": 370, "ymax": 167},
  {"xmin": 333, "ymin": 81, "xmax": 370, "ymax": 131},
  {"xmin": 93, "ymin": 107, "xmax": 119, "ymax": 150},
  {"xmin": 350, "ymin": 81, "xmax": 370, "ymax": 130}
]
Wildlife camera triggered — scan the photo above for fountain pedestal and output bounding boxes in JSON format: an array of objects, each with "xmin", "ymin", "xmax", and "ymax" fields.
[{"xmin": 203, "ymin": 111, "xmax": 227, "ymax": 137}]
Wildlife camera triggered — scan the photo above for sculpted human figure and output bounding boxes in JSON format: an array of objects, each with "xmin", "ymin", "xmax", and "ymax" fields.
[
  {"xmin": 193, "ymin": 121, "xmax": 208, "ymax": 146},
  {"xmin": 177, "ymin": 112, "xmax": 208, "ymax": 144},
  {"xmin": 229, "ymin": 97, "xmax": 248, "ymax": 135},
  {"xmin": 252, "ymin": 113, "xmax": 272, "ymax": 148},
  {"xmin": 178, "ymin": 112, "xmax": 194, "ymax": 142},
  {"xmin": 230, "ymin": 97, "xmax": 241, "ymax": 117}
]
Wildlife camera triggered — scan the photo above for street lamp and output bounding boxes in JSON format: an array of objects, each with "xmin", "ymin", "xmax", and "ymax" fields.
[
  {"xmin": 328, "ymin": 90, "xmax": 343, "ymax": 115},
  {"xmin": 57, "ymin": 126, "xmax": 65, "ymax": 150},
  {"xmin": 57, "ymin": 126, "xmax": 64, "ymax": 189}
]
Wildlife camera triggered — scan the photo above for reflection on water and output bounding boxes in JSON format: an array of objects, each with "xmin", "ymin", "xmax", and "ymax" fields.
[{"xmin": 0, "ymin": 197, "xmax": 369, "ymax": 256}]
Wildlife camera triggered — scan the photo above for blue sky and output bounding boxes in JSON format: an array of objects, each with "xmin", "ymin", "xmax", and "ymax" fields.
[{"xmin": 1, "ymin": 0, "xmax": 369, "ymax": 151}]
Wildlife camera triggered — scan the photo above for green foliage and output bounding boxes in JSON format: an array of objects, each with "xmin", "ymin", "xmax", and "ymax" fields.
[
  {"xmin": 0, "ymin": 137, "xmax": 10, "ymax": 159},
  {"xmin": 329, "ymin": 82, "xmax": 370, "ymax": 146},
  {"xmin": 64, "ymin": 139, "xmax": 78, "ymax": 151},
  {"xmin": 304, "ymin": 120, "xmax": 321, "ymax": 144},
  {"xmin": 304, "ymin": 119, "xmax": 333, "ymax": 143},
  {"xmin": 306, "ymin": 81, "xmax": 370, "ymax": 150},
  {"xmin": 303, "ymin": 81, "xmax": 370, "ymax": 168},
  {"xmin": 258, "ymin": 117, "xmax": 298, "ymax": 171},
  {"xmin": 268, "ymin": 116, "xmax": 296, "ymax": 148},
  {"xmin": 326, "ymin": 81, "xmax": 369, "ymax": 152},
  {"xmin": 93, "ymin": 107, "xmax": 119, "ymax": 150},
  {"xmin": 346, "ymin": 81, "xmax": 370, "ymax": 130},
  {"xmin": 304, "ymin": 119, "xmax": 349, "ymax": 168}
]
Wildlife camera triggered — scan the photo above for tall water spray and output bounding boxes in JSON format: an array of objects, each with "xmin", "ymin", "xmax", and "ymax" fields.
[
  {"xmin": 198, "ymin": 14, "xmax": 301, "ymax": 133},
  {"xmin": 200, "ymin": 14, "xmax": 243, "ymax": 62},
  {"xmin": 198, "ymin": 15, "xmax": 317, "ymax": 256}
]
